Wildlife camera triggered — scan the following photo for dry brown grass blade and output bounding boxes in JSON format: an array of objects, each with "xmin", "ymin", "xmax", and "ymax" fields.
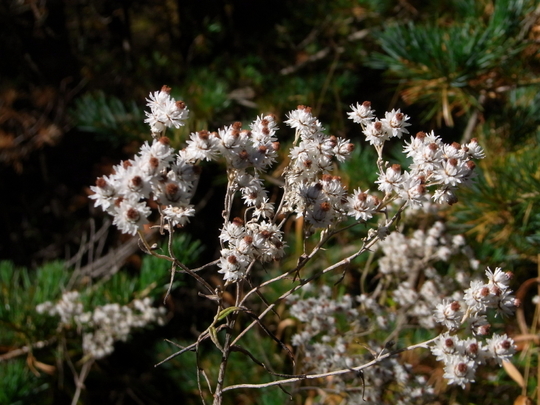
[
  {"xmin": 503, "ymin": 360, "xmax": 526, "ymax": 389},
  {"xmin": 514, "ymin": 395, "xmax": 534, "ymax": 405}
]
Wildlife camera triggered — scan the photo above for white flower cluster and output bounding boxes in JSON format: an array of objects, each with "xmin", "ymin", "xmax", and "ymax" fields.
[
  {"xmin": 282, "ymin": 106, "xmax": 356, "ymax": 230},
  {"xmin": 78, "ymin": 299, "xmax": 166, "ymax": 359},
  {"xmin": 288, "ymin": 285, "xmax": 358, "ymax": 347},
  {"xmin": 287, "ymin": 222, "xmax": 517, "ymax": 395},
  {"xmin": 379, "ymin": 221, "xmax": 475, "ymax": 275},
  {"xmin": 37, "ymin": 293, "xmax": 166, "ymax": 359},
  {"xmin": 348, "ymin": 355, "xmax": 435, "ymax": 405},
  {"xmin": 218, "ymin": 116, "xmax": 279, "ymax": 171},
  {"xmin": 432, "ymin": 267, "xmax": 517, "ymax": 332},
  {"xmin": 349, "ymin": 103, "xmax": 411, "ymax": 142},
  {"xmin": 403, "ymin": 132, "xmax": 484, "ymax": 205},
  {"xmin": 289, "ymin": 288, "xmax": 435, "ymax": 404},
  {"xmin": 90, "ymin": 87, "xmax": 197, "ymax": 234},
  {"xmin": 36, "ymin": 291, "xmax": 83, "ymax": 326},
  {"xmin": 91, "ymin": 91, "xmax": 485, "ymax": 284},
  {"xmin": 287, "ymin": 286, "xmax": 357, "ymax": 374},
  {"xmin": 277, "ymin": 103, "xmax": 485, "ymax": 235},
  {"xmin": 376, "ymin": 221, "xmax": 474, "ymax": 328},
  {"xmin": 144, "ymin": 85, "xmax": 190, "ymax": 135},
  {"xmin": 431, "ymin": 332, "xmax": 516, "ymax": 388},
  {"xmin": 218, "ymin": 217, "xmax": 285, "ymax": 283},
  {"xmin": 430, "ymin": 267, "xmax": 517, "ymax": 388},
  {"xmin": 349, "ymin": 102, "xmax": 485, "ymax": 207},
  {"xmin": 91, "ymin": 88, "xmax": 282, "ymax": 240}
]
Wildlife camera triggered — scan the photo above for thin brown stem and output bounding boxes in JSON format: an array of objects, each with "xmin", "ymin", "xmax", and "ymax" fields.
[{"xmin": 222, "ymin": 337, "xmax": 437, "ymax": 392}]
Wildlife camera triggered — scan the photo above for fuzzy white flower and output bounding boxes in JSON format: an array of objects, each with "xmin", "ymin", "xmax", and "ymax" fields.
[
  {"xmin": 346, "ymin": 188, "xmax": 380, "ymax": 221},
  {"xmin": 184, "ymin": 130, "xmax": 221, "ymax": 162},
  {"xmin": 285, "ymin": 105, "xmax": 321, "ymax": 139},
  {"xmin": 163, "ymin": 204, "xmax": 195, "ymax": 227},
  {"xmin": 113, "ymin": 198, "xmax": 151, "ymax": 235},
  {"xmin": 433, "ymin": 300, "xmax": 463, "ymax": 331},
  {"xmin": 486, "ymin": 334, "xmax": 516, "ymax": 365},
  {"xmin": 144, "ymin": 86, "xmax": 189, "ymax": 134},
  {"xmin": 381, "ymin": 108, "xmax": 411, "ymax": 139},
  {"xmin": 376, "ymin": 164, "xmax": 403, "ymax": 194},
  {"xmin": 363, "ymin": 119, "xmax": 390, "ymax": 145},
  {"xmin": 348, "ymin": 101, "xmax": 375, "ymax": 126},
  {"xmin": 89, "ymin": 175, "xmax": 118, "ymax": 212},
  {"xmin": 443, "ymin": 354, "xmax": 477, "ymax": 388}
]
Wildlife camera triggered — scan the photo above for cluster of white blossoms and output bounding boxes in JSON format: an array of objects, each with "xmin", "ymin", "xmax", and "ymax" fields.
[
  {"xmin": 287, "ymin": 219, "xmax": 518, "ymax": 394},
  {"xmin": 85, "ymin": 87, "xmax": 517, "ymax": 399},
  {"xmin": 90, "ymin": 89, "xmax": 487, "ymax": 286},
  {"xmin": 36, "ymin": 291, "xmax": 83, "ymax": 326},
  {"xmin": 90, "ymin": 86, "xmax": 197, "ymax": 235},
  {"xmin": 430, "ymin": 267, "xmax": 517, "ymax": 388},
  {"xmin": 378, "ymin": 221, "xmax": 477, "ymax": 276},
  {"xmin": 37, "ymin": 293, "xmax": 166, "ymax": 359},
  {"xmin": 348, "ymin": 354, "xmax": 436, "ymax": 405},
  {"xmin": 218, "ymin": 217, "xmax": 285, "ymax": 283},
  {"xmin": 376, "ymin": 221, "xmax": 518, "ymax": 388},
  {"xmin": 287, "ymin": 286, "xmax": 358, "ymax": 374},
  {"xmin": 281, "ymin": 106, "xmax": 355, "ymax": 231},
  {"xmin": 350, "ymin": 101, "xmax": 485, "ymax": 206},
  {"xmin": 288, "ymin": 287, "xmax": 436, "ymax": 404},
  {"xmin": 288, "ymin": 285, "xmax": 358, "ymax": 348},
  {"xmin": 378, "ymin": 221, "xmax": 475, "ymax": 329}
]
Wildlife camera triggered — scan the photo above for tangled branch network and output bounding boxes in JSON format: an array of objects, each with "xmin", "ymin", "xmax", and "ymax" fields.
[{"xmin": 88, "ymin": 86, "xmax": 517, "ymax": 404}]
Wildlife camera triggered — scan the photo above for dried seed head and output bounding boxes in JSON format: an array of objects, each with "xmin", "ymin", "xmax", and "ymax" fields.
[
  {"xmin": 468, "ymin": 342, "xmax": 478, "ymax": 354},
  {"xmin": 232, "ymin": 217, "xmax": 244, "ymax": 226},
  {"xmin": 166, "ymin": 183, "xmax": 179, "ymax": 196},
  {"xmin": 357, "ymin": 192, "xmax": 367, "ymax": 202},
  {"xmin": 131, "ymin": 176, "xmax": 142, "ymax": 187},
  {"xmin": 96, "ymin": 177, "xmax": 107, "ymax": 188},
  {"xmin": 320, "ymin": 201, "xmax": 331, "ymax": 211},
  {"xmin": 149, "ymin": 156, "xmax": 159, "ymax": 169},
  {"xmin": 322, "ymin": 174, "xmax": 333, "ymax": 182},
  {"xmin": 456, "ymin": 362, "xmax": 468, "ymax": 374},
  {"xmin": 126, "ymin": 207, "xmax": 140, "ymax": 221},
  {"xmin": 158, "ymin": 136, "xmax": 170, "ymax": 145}
]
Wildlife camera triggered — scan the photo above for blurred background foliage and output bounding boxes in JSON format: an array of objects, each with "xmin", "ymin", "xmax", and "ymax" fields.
[{"xmin": 0, "ymin": 0, "xmax": 539, "ymax": 403}]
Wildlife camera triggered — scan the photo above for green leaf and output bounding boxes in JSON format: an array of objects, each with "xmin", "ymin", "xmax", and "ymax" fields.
[{"xmin": 217, "ymin": 306, "xmax": 241, "ymax": 321}]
